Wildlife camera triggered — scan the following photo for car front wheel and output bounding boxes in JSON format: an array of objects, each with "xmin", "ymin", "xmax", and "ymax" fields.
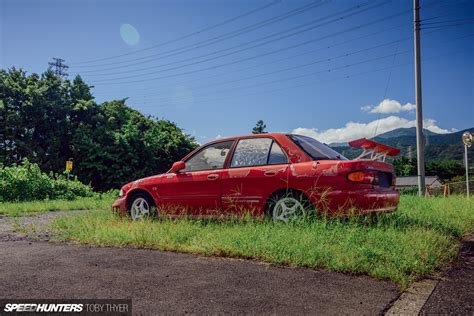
[{"xmin": 129, "ymin": 193, "xmax": 155, "ymax": 220}]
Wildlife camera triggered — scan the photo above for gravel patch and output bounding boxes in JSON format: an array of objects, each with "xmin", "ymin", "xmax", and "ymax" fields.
[{"xmin": 0, "ymin": 210, "xmax": 89, "ymax": 242}]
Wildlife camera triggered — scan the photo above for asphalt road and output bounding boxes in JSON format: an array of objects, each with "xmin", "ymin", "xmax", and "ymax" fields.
[
  {"xmin": 0, "ymin": 240, "xmax": 400, "ymax": 314},
  {"xmin": 421, "ymin": 237, "xmax": 474, "ymax": 314}
]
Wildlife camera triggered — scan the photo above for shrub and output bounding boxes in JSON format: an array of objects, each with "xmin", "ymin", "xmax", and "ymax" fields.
[
  {"xmin": 0, "ymin": 159, "xmax": 94, "ymax": 202},
  {"xmin": 397, "ymin": 187, "xmax": 418, "ymax": 195}
]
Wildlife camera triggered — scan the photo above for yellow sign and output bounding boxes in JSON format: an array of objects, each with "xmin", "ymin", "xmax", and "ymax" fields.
[{"xmin": 66, "ymin": 160, "xmax": 73, "ymax": 171}]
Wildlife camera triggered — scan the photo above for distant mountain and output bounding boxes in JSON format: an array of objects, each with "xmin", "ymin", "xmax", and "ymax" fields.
[
  {"xmin": 330, "ymin": 127, "xmax": 473, "ymax": 162},
  {"xmin": 375, "ymin": 127, "xmax": 437, "ymax": 139}
]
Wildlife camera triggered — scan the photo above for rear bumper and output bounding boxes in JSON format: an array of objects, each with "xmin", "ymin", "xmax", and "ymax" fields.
[
  {"xmin": 311, "ymin": 188, "xmax": 400, "ymax": 215},
  {"xmin": 112, "ymin": 196, "xmax": 127, "ymax": 216}
]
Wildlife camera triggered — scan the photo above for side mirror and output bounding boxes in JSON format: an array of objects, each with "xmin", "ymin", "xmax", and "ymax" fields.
[{"xmin": 170, "ymin": 161, "xmax": 186, "ymax": 173}]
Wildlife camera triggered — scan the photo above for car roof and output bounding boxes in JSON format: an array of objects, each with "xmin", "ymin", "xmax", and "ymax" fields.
[{"xmin": 182, "ymin": 132, "xmax": 314, "ymax": 163}]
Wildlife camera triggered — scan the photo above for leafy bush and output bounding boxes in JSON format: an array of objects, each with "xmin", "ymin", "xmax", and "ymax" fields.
[
  {"xmin": 397, "ymin": 187, "xmax": 418, "ymax": 195},
  {"xmin": 0, "ymin": 159, "xmax": 94, "ymax": 202}
]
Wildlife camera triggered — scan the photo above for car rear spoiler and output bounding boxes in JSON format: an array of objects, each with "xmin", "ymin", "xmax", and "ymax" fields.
[{"xmin": 348, "ymin": 138, "xmax": 400, "ymax": 162}]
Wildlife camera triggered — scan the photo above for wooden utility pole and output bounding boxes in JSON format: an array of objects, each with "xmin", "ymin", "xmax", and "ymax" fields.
[{"xmin": 414, "ymin": 0, "xmax": 425, "ymax": 196}]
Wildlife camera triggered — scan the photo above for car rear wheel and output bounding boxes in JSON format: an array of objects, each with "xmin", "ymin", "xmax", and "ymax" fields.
[
  {"xmin": 129, "ymin": 193, "xmax": 155, "ymax": 221},
  {"xmin": 267, "ymin": 191, "xmax": 313, "ymax": 223}
]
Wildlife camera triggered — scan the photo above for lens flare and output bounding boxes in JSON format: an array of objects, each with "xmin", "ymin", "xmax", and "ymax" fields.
[{"xmin": 120, "ymin": 23, "xmax": 140, "ymax": 46}]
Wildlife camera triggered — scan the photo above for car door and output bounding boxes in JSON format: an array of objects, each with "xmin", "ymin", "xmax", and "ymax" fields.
[
  {"xmin": 221, "ymin": 137, "xmax": 289, "ymax": 216},
  {"xmin": 158, "ymin": 140, "xmax": 234, "ymax": 216}
]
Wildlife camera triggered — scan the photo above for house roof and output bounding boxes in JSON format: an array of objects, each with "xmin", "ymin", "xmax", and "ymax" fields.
[{"xmin": 396, "ymin": 176, "xmax": 442, "ymax": 187}]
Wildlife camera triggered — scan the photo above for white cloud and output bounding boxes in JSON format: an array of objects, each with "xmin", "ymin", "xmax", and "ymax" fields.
[
  {"xmin": 362, "ymin": 99, "xmax": 416, "ymax": 114},
  {"xmin": 423, "ymin": 119, "xmax": 452, "ymax": 134},
  {"xmin": 292, "ymin": 116, "xmax": 451, "ymax": 144}
]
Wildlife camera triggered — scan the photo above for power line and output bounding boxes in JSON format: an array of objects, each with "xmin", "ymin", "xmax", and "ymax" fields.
[
  {"xmin": 73, "ymin": 0, "xmax": 329, "ymax": 70},
  {"xmin": 89, "ymin": 16, "xmax": 403, "ymax": 82},
  {"xmin": 421, "ymin": 18, "xmax": 474, "ymax": 25},
  {"xmin": 131, "ymin": 48, "xmax": 470, "ymax": 109},
  {"xmin": 73, "ymin": 0, "xmax": 443, "ymax": 73},
  {"xmin": 421, "ymin": 13, "xmax": 455, "ymax": 22},
  {"xmin": 95, "ymin": 22, "xmax": 411, "ymax": 96},
  {"xmin": 73, "ymin": 0, "xmax": 374, "ymax": 74},
  {"xmin": 88, "ymin": 2, "xmax": 399, "ymax": 85},
  {"xmin": 92, "ymin": 15, "xmax": 469, "ymax": 101},
  {"xmin": 122, "ymin": 49, "xmax": 468, "ymax": 109},
  {"xmin": 373, "ymin": 38, "xmax": 402, "ymax": 137},
  {"xmin": 166, "ymin": 37, "xmax": 411, "ymax": 94},
  {"xmin": 126, "ymin": 42, "xmax": 408, "ymax": 105},
  {"xmin": 421, "ymin": 21, "xmax": 474, "ymax": 30},
  {"xmin": 123, "ymin": 32, "xmax": 473, "ymax": 105},
  {"xmin": 119, "ymin": 50, "xmax": 412, "ymax": 104},
  {"xmin": 68, "ymin": 0, "xmax": 282, "ymax": 65}
]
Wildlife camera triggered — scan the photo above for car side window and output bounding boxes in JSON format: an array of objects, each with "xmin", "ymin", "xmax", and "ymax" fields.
[
  {"xmin": 230, "ymin": 138, "xmax": 273, "ymax": 167},
  {"xmin": 184, "ymin": 141, "xmax": 234, "ymax": 172},
  {"xmin": 268, "ymin": 141, "xmax": 288, "ymax": 165}
]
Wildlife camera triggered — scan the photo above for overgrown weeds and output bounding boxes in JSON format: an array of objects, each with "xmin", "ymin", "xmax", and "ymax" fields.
[{"xmin": 52, "ymin": 195, "xmax": 473, "ymax": 289}]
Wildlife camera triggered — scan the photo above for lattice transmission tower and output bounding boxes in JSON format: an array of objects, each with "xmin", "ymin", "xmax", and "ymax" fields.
[{"xmin": 48, "ymin": 57, "xmax": 69, "ymax": 78}]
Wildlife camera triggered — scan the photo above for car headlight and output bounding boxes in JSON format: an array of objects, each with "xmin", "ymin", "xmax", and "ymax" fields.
[{"xmin": 119, "ymin": 189, "xmax": 124, "ymax": 197}]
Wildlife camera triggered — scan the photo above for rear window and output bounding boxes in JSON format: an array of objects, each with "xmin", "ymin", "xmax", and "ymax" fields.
[{"xmin": 288, "ymin": 135, "xmax": 347, "ymax": 161}]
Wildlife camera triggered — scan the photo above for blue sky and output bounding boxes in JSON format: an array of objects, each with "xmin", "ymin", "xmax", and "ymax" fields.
[{"xmin": 1, "ymin": 0, "xmax": 473, "ymax": 144}]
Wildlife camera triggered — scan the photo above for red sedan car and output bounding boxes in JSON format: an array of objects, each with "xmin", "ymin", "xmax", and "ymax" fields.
[{"xmin": 112, "ymin": 133, "xmax": 399, "ymax": 222}]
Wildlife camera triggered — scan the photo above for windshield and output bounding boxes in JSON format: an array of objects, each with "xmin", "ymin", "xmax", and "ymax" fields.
[{"xmin": 288, "ymin": 135, "xmax": 347, "ymax": 161}]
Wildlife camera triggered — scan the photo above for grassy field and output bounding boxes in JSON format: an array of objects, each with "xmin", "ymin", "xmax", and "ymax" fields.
[
  {"xmin": 51, "ymin": 196, "xmax": 474, "ymax": 289},
  {"xmin": 0, "ymin": 195, "xmax": 115, "ymax": 217}
]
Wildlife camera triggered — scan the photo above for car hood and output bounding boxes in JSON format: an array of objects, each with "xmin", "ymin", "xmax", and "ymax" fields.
[{"xmin": 121, "ymin": 173, "xmax": 167, "ymax": 194}]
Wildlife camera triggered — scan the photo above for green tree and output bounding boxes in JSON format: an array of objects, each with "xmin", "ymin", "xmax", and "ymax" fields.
[
  {"xmin": 426, "ymin": 160, "xmax": 464, "ymax": 182},
  {"xmin": 392, "ymin": 157, "xmax": 416, "ymax": 176},
  {"xmin": 252, "ymin": 120, "xmax": 267, "ymax": 134},
  {"xmin": 0, "ymin": 68, "xmax": 198, "ymax": 191},
  {"xmin": 392, "ymin": 157, "xmax": 465, "ymax": 182}
]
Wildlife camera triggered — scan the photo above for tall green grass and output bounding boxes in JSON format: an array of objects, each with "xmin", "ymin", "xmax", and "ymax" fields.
[
  {"xmin": 0, "ymin": 195, "xmax": 115, "ymax": 217},
  {"xmin": 52, "ymin": 196, "xmax": 473, "ymax": 288}
]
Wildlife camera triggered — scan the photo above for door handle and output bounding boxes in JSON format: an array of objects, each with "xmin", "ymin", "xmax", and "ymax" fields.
[
  {"xmin": 207, "ymin": 174, "xmax": 219, "ymax": 180},
  {"xmin": 264, "ymin": 171, "xmax": 277, "ymax": 177}
]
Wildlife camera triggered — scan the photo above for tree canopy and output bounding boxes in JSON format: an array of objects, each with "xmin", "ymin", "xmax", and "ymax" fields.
[
  {"xmin": 0, "ymin": 68, "xmax": 198, "ymax": 191},
  {"xmin": 392, "ymin": 157, "xmax": 465, "ymax": 182}
]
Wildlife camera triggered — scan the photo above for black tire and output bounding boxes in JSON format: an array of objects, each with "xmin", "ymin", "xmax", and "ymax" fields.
[
  {"xmin": 266, "ymin": 190, "xmax": 314, "ymax": 223},
  {"xmin": 127, "ymin": 192, "xmax": 156, "ymax": 220}
]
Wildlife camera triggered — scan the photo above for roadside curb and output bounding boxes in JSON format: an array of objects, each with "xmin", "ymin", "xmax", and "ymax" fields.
[
  {"xmin": 385, "ymin": 278, "xmax": 439, "ymax": 315},
  {"xmin": 386, "ymin": 233, "xmax": 474, "ymax": 315}
]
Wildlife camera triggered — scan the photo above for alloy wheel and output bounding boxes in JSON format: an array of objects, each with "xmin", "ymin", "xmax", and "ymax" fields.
[
  {"xmin": 272, "ymin": 197, "xmax": 306, "ymax": 223},
  {"xmin": 130, "ymin": 197, "xmax": 150, "ymax": 220}
]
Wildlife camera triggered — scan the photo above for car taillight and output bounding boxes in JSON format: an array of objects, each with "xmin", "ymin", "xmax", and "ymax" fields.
[{"xmin": 347, "ymin": 171, "xmax": 377, "ymax": 184}]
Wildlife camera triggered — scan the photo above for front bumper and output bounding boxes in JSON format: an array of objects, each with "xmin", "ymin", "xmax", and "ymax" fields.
[{"xmin": 112, "ymin": 196, "xmax": 127, "ymax": 216}]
